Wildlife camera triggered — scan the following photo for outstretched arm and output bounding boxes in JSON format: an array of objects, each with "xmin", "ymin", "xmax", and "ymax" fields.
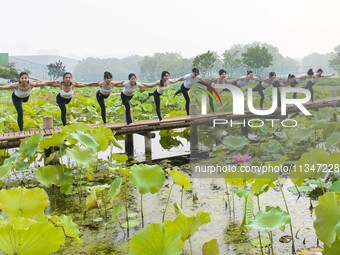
[
  {"xmin": 30, "ymin": 80, "xmax": 60, "ymax": 87},
  {"xmin": 170, "ymin": 77, "xmax": 185, "ymax": 83},
  {"xmin": 111, "ymin": 80, "xmax": 126, "ymax": 86},
  {"xmin": 141, "ymin": 81, "xmax": 159, "ymax": 87},
  {"xmin": 0, "ymin": 83, "xmax": 18, "ymax": 90},
  {"xmin": 74, "ymin": 82, "xmax": 94, "ymax": 87},
  {"xmin": 321, "ymin": 73, "xmax": 336, "ymax": 78}
]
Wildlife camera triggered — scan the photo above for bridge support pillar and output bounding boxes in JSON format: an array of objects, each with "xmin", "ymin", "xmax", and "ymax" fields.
[
  {"xmin": 190, "ymin": 104, "xmax": 198, "ymax": 151},
  {"xmin": 125, "ymin": 134, "xmax": 134, "ymax": 160}
]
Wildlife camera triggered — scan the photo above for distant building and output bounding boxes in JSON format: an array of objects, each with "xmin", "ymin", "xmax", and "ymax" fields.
[{"xmin": 9, "ymin": 55, "xmax": 79, "ymax": 80}]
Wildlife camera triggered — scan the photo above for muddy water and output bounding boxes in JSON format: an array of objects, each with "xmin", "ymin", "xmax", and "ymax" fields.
[{"xmin": 47, "ymin": 155, "xmax": 319, "ymax": 255}]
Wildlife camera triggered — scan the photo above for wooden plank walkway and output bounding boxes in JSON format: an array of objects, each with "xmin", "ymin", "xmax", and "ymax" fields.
[{"xmin": 0, "ymin": 96, "xmax": 339, "ymax": 149}]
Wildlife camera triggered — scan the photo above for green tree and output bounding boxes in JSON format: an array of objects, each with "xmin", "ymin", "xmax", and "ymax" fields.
[
  {"xmin": 329, "ymin": 45, "xmax": 340, "ymax": 75},
  {"xmin": 0, "ymin": 65, "xmax": 19, "ymax": 82},
  {"xmin": 139, "ymin": 52, "xmax": 192, "ymax": 81},
  {"xmin": 242, "ymin": 46, "xmax": 273, "ymax": 75},
  {"xmin": 192, "ymin": 50, "xmax": 217, "ymax": 77},
  {"xmin": 47, "ymin": 60, "xmax": 66, "ymax": 80},
  {"xmin": 221, "ymin": 49, "xmax": 243, "ymax": 77}
]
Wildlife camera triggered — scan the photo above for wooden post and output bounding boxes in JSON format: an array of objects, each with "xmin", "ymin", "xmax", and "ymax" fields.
[
  {"xmin": 136, "ymin": 132, "xmax": 155, "ymax": 163},
  {"xmin": 144, "ymin": 135, "xmax": 152, "ymax": 164},
  {"xmin": 43, "ymin": 116, "xmax": 53, "ymax": 129},
  {"xmin": 330, "ymin": 89, "xmax": 337, "ymax": 121},
  {"xmin": 125, "ymin": 134, "xmax": 134, "ymax": 160},
  {"xmin": 124, "ymin": 109, "xmax": 134, "ymax": 160},
  {"xmin": 190, "ymin": 104, "xmax": 198, "ymax": 151}
]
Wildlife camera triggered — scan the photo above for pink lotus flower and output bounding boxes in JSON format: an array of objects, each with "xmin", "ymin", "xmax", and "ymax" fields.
[{"xmin": 232, "ymin": 153, "xmax": 252, "ymax": 163}]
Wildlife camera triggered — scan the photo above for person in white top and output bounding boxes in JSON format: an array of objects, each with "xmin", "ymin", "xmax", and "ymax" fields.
[
  {"xmin": 296, "ymin": 68, "xmax": 335, "ymax": 102},
  {"xmin": 83, "ymin": 71, "xmax": 125, "ymax": 124},
  {"xmin": 52, "ymin": 72, "xmax": 88, "ymax": 126},
  {"xmin": 114, "ymin": 73, "xmax": 146, "ymax": 124},
  {"xmin": 173, "ymin": 68, "xmax": 202, "ymax": 115},
  {"xmin": 141, "ymin": 71, "xmax": 183, "ymax": 121},
  {"xmin": 0, "ymin": 72, "xmax": 58, "ymax": 131},
  {"xmin": 205, "ymin": 69, "xmax": 228, "ymax": 112},
  {"xmin": 252, "ymin": 72, "xmax": 277, "ymax": 109}
]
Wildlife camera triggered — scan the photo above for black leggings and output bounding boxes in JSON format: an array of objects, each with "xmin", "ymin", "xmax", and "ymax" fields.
[
  {"xmin": 304, "ymin": 81, "xmax": 315, "ymax": 102},
  {"xmin": 56, "ymin": 93, "xmax": 72, "ymax": 126},
  {"xmin": 150, "ymin": 90, "xmax": 163, "ymax": 120},
  {"xmin": 253, "ymin": 83, "xmax": 266, "ymax": 109},
  {"xmin": 96, "ymin": 91, "xmax": 110, "ymax": 124},
  {"xmin": 121, "ymin": 92, "xmax": 133, "ymax": 124},
  {"xmin": 12, "ymin": 92, "xmax": 29, "ymax": 131},
  {"xmin": 174, "ymin": 83, "xmax": 190, "ymax": 115},
  {"xmin": 290, "ymin": 81, "xmax": 298, "ymax": 99}
]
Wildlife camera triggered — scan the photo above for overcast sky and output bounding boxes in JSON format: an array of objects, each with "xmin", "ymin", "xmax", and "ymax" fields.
[{"xmin": 1, "ymin": 0, "xmax": 339, "ymax": 59}]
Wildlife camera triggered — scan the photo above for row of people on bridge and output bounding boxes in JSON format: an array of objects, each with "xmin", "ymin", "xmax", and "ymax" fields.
[{"xmin": 0, "ymin": 68, "xmax": 335, "ymax": 131}]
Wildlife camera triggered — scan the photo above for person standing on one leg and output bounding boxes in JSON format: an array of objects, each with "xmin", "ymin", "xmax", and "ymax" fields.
[
  {"xmin": 141, "ymin": 71, "xmax": 183, "ymax": 121},
  {"xmin": 54, "ymin": 72, "xmax": 88, "ymax": 126},
  {"xmin": 174, "ymin": 68, "xmax": 201, "ymax": 116},
  {"xmin": 83, "ymin": 71, "xmax": 125, "ymax": 124},
  {"xmin": 0, "ymin": 72, "xmax": 58, "ymax": 131},
  {"xmin": 114, "ymin": 73, "xmax": 146, "ymax": 124}
]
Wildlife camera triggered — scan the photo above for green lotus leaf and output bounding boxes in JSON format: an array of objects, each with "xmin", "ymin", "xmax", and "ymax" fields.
[
  {"xmin": 118, "ymin": 167, "xmax": 131, "ymax": 176},
  {"xmin": 0, "ymin": 159, "xmax": 12, "ymax": 180},
  {"xmin": 129, "ymin": 223, "xmax": 183, "ymax": 255},
  {"xmin": 111, "ymin": 204, "xmax": 122, "ymax": 219},
  {"xmin": 60, "ymin": 185, "xmax": 73, "ymax": 195},
  {"xmin": 247, "ymin": 206, "xmax": 291, "ymax": 232},
  {"xmin": 10, "ymin": 217, "xmax": 36, "ymax": 230},
  {"xmin": 90, "ymin": 126, "xmax": 115, "ymax": 151},
  {"xmin": 202, "ymin": 239, "xmax": 219, "ymax": 255},
  {"xmin": 321, "ymin": 151, "xmax": 340, "ymax": 165},
  {"xmin": 44, "ymin": 152, "xmax": 56, "ymax": 165},
  {"xmin": 312, "ymin": 107, "xmax": 334, "ymax": 123},
  {"xmin": 20, "ymin": 133, "xmax": 44, "ymax": 158},
  {"xmin": 314, "ymin": 192, "xmax": 340, "ymax": 247},
  {"xmin": 0, "ymin": 187, "xmax": 49, "ymax": 218},
  {"xmin": 108, "ymin": 177, "xmax": 122, "ymax": 202},
  {"xmin": 111, "ymin": 154, "xmax": 128, "ymax": 164},
  {"xmin": 142, "ymin": 103, "xmax": 153, "ymax": 112},
  {"xmin": 249, "ymin": 237, "xmax": 271, "ymax": 248},
  {"xmin": 222, "ymin": 136, "xmax": 249, "ymax": 151},
  {"xmin": 68, "ymin": 131, "xmax": 100, "ymax": 151},
  {"xmin": 86, "ymin": 189, "xmax": 100, "ymax": 210},
  {"xmin": 290, "ymin": 148, "xmax": 328, "ymax": 186},
  {"xmin": 287, "ymin": 186, "xmax": 313, "ymax": 194},
  {"xmin": 233, "ymin": 188, "xmax": 254, "ymax": 198},
  {"xmin": 260, "ymin": 140, "xmax": 282, "ymax": 154},
  {"xmin": 166, "ymin": 168, "xmax": 191, "ymax": 190},
  {"xmin": 289, "ymin": 128, "xmax": 314, "ymax": 144},
  {"xmin": 330, "ymin": 181, "xmax": 340, "ymax": 192},
  {"xmin": 0, "ymin": 221, "xmax": 65, "ymax": 255},
  {"xmin": 323, "ymin": 122, "xmax": 340, "ymax": 139},
  {"xmin": 89, "ymin": 184, "xmax": 110, "ymax": 193},
  {"xmin": 241, "ymin": 194, "xmax": 254, "ymax": 227},
  {"xmin": 62, "ymin": 122, "xmax": 91, "ymax": 134},
  {"xmin": 122, "ymin": 220, "xmax": 139, "ymax": 228},
  {"xmin": 50, "ymin": 214, "xmax": 82, "ymax": 243},
  {"xmin": 324, "ymin": 238, "xmax": 340, "ymax": 255},
  {"xmin": 130, "ymin": 164, "xmax": 165, "ymax": 194},
  {"xmin": 325, "ymin": 132, "xmax": 340, "ymax": 150},
  {"xmin": 250, "ymin": 157, "xmax": 286, "ymax": 195},
  {"xmin": 66, "ymin": 146, "xmax": 97, "ymax": 166},
  {"xmin": 166, "ymin": 211, "xmax": 211, "ymax": 241},
  {"xmin": 39, "ymin": 132, "xmax": 67, "ymax": 150},
  {"xmin": 34, "ymin": 165, "xmax": 60, "ymax": 187}
]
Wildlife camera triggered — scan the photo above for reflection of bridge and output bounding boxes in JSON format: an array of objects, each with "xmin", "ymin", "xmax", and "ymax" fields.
[{"xmin": 0, "ymin": 96, "xmax": 339, "ymax": 151}]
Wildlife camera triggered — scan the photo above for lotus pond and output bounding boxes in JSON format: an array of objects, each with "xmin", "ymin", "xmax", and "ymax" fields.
[{"xmin": 0, "ymin": 83, "xmax": 340, "ymax": 255}]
